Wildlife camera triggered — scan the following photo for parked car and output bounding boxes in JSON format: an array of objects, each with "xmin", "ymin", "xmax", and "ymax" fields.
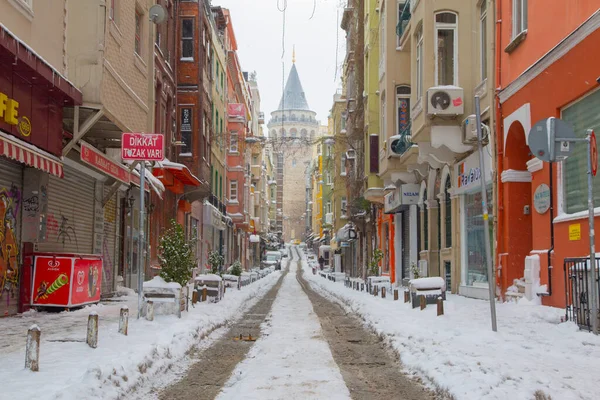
[{"xmin": 262, "ymin": 251, "xmax": 282, "ymax": 270}]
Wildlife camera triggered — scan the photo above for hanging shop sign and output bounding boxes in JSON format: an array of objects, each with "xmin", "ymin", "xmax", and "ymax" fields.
[
  {"xmin": 80, "ymin": 141, "xmax": 130, "ymax": 184},
  {"xmin": 121, "ymin": 133, "xmax": 165, "ymax": 161},
  {"xmin": 384, "ymin": 183, "xmax": 420, "ymax": 213},
  {"xmin": 533, "ymin": 184, "xmax": 551, "ymax": 214}
]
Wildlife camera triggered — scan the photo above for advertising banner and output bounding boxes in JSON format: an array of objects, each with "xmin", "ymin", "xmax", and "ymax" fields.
[
  {"xmin": 32, "ymin": 256, "xmax": 72, "ymax": 306},
  {"xmin": 71, "ymin": 258, "xmax": 103, "ymax": 306}
]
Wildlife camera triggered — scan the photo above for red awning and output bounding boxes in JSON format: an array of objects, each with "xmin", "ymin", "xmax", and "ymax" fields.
[
  {"xmin": 156, "ymin": 160, "xmax": 202, "ymax": 186},
  {"xmin": 0, "ymin": 130, "xmax": 63, "ymax": 178}
]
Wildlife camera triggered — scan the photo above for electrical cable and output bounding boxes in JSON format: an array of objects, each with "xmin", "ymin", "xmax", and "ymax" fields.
[{"xmin": 309, "ymin": 0, "xmax": 316, "ymax": 20}]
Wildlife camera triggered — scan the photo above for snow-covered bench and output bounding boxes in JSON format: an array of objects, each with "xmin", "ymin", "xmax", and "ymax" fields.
[
  {"xmin": 194, "ymin": 274, "xmax": 224, "ymax": 302},
  {"xmin": 143, "ymin": 276, "xmax": 182, "ymax": 318},
  {"xmin": 409, "ymin": 277, "xmax": 446, "ymax": 309},
  {"xmin": 222, "ymin": 274, "xmax": 240, "ymax": 289},
  {"xmin": 367, "ymin": 276, "xmax": 391, "ymax": 294}
]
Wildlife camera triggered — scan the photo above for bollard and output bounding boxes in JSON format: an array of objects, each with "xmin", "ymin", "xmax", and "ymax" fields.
[
  {"xmin": 404, "ymin": 290, "xmax": 410, "ymax": 303},
  {"xmin": 192, "ymin": 290, "xmax": 199, "ymax": 304},
  {"xmin": 437, "ymin": 296, "xmax": 444, "ymax": 316},
  {"xmin": 394, "ymin": 289, "xmax": 399, "ymax": 301},
  {"xmin": 381, "ymin": 287, "xmax": 386, "ymax": 299},
  {"xmin": 420, "ymin": 295, "xmax": 426, "ymax": 310},
  {"xmin": 361, "ymin": 283, "xmax": 364, "ymax": 292},
  {"xmin": 202, "ymin": 286, "xmax": 207, "ymax": 302},
  {"xmin": 118, "ymin": 306, "xmax": 129, "ymax": 335},
  {"xmin": 25, "ymin": 324, "xmax": 41, "ymax": 372},
  {"xmin": 87, "ymin": 312, "xmax": 98, "ymax": 349},
  {"xmin": 146, "ymin": 300, "xmax": 154, "ymax": 321},
  {"xmin": 224, "ymin": 285, "xmax": 227, "ymax": 295}
]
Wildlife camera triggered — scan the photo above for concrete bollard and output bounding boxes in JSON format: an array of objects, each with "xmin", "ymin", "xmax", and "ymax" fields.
[
  {"xmin": 118, "ymin": 306, "xmax": 129, "ymax": 335},
  {"xmin": 202, "ymin": 286, "xmax": 207, "ymax": 302},
  {"xmin": 87, "ymin": 312, "xmax": 98, "ymax": 348},
  {"xmin": 25, "ymin": 324, "xmax": 41, "ymax": 372},
  {"xmin": 420, "ymin": 295, "xmax": 426, "ymax": 310},
  {"xmin": 394, "ymin": 289, "xmax": 399, "ymax": 301},
  {"xmin": 146, "ymin": 300, "xmax": 154, "ymax": 321},
  {"xmin": 381, "ymin": 287, "xmax": 386, "ymax": 299},
  {"xmin": 361, "ymin": 283, "xmax": 364, "ymax": 292},
  {"xmin": 437, "ymin": 297, "xmax": 444, "ymax": 316},
  {"xmin": 404, "ymin": 290, "xmax": 410, "ymax": 303}
]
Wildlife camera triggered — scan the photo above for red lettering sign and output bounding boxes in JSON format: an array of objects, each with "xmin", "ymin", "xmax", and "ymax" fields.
[
  {"xmin": 81, "ymin": 141, "xmax": 130, "ymax": 184},
  {"xmin": 122, "ymin": 133, "xmax": 165, "ymax": 161}
]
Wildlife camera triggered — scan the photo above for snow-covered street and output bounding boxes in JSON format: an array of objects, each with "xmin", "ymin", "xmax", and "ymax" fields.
[
  {"xmin": 216, "ymin": 254, "xmax": 351, "ymax": 400},
  {"xmin": 299, "ymin": 248, "xmax": 600, "ymax": 400}
]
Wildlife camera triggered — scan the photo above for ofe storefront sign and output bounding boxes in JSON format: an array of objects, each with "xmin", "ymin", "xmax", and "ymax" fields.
[{"xmin": 454, "ymin": 146, "xmax": 493, "ymax": 195}]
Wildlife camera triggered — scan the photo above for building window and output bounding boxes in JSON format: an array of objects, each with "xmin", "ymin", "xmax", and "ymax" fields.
[
  {"xmin": 379, "ymin": 5, "xmax": 386, "ymax": 76},
  {"xmin": 416, "ymin": 26, "xmax": 424, "ymax": 100},
  {"xmin": 396, "ymin": 86, "xmax": 411, "ymax": 135},
  {"xmin": 291, "ymin": 128, "xmax": 297, "ymax": 138},
  {"xmin": 423, "ymin": 189, "xmax": 428, "ymax": 251},
  {"xmin": 317, "ymin": 144, "xmax": 322, "ymax": 155},
  {"xmin": 512, "ymin": 0, "xmax": 528, "ymax": 38},
  {"xmin": 480, "ymin": 2, "xmax": 488, "ymax": 82},
  {"xmin": 563, "ymin": 89, "xmax": 600, "ymax": 213},
  {"xmin": 180, "ymin": 108, "xmax": 192, "ymax": 153},
  {"xmin": 340, "ymin": 154, "xmax": 347, "ymax": 176},
  {"xmin": 464, "ymin": 186, "xmax": 493, "ymax": 285},
  {"xmin": 341, "ymin": 197, "xmax": 347, "ymax": 214},
  {"xmin": 134, "ymin": 10, "xmax": 143, "ymax": 56},
  {"xmin": 181, "ymin": 18, "xmax": 194, "ymax": 60},
  {"xmin": 292, "ymin": 159, "xmax": 297, "ymax": 167},
  {"xmin": 341, "ymin": 112, "xmax": 347, "ymax": 131},
  {"xmin": 435, "ymin": 12, "xmax": 458, "ymax": 86},
  {"xmin": 230, "ymin": 132, "xmax": 238, "ymax": 152},
  {"xmin": 381, "ymin": 93, "xmax": 386, "ymax": 138},
  {"xmin": 230, "ymin": 180, "xmax": 238, "ymax": 202},
  {"xmin": 326, "ymin": 202, "xmax": 332, "ymax": 214},
  {"xmin": 445, "ymin": 177, "xmax": 452, "ymax": 248}
]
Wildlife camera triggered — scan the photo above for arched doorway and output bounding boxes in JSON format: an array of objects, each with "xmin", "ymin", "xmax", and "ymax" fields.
[{"xmin": 502, "ymin": 120, "xmax": 533, "ymax": 293}]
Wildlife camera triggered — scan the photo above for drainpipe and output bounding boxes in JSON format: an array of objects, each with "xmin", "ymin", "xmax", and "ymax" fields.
[{"xmin": 494, "ymin": 0, "xmax": 505, "ymax": 295}]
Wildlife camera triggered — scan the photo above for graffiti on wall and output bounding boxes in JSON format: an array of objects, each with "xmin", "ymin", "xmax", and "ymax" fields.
[{"xmin": 0, "ymin": 184, "xmax": 21, "ymax": 309}]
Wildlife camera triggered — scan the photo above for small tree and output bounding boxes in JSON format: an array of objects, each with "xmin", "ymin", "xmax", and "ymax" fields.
[
  {"xmin": 159, "ymin": 220, "xmax": 196, "ymax": 287},
  {"xmin": 229, "ymin": 260, "xmax": 242, "ymax": 276},
  {"xmin": 207, "ymin": 250, "xmax": 224, "ymax": 274},
  {"xmin": 367, "ymin": 248, "xmax": 384, "ymax": 277},
  {"xmin": 410, "ymin": 262, "xmax": 420, "ymax": 279}
]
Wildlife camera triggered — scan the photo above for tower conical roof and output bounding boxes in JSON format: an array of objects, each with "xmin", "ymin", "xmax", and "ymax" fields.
[{"xmin": 277, "ymin": 64, "xmax": 311, "ymax": 111}]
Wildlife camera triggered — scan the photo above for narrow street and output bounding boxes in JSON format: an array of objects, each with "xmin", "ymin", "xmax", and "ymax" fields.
[{"xmin": 154, "ymin": 248, "xmax": 433, "ymax": 400}]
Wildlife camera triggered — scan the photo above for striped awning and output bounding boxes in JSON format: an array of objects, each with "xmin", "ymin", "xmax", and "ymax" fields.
[{"xmin": 0, "ymin": 130, "xmax": 63, "ymax": 178}]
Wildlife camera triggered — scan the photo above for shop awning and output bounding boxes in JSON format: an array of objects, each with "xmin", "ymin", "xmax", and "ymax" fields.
[
  {"xmin": 0, "ymin": 130, "xmax": 63, "ymax": 178},
  {"xmin": 155, "ymin": 159, "xmax": 203, "ymax": 186}
]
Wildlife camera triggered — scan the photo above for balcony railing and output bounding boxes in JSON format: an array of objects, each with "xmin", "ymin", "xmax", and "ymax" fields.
[
  {"xmin": 208, "ymin": 193, "xmax": 227, "ymax": 215},
  {"xmin": 390, "ymin": 122, "xmax": 413, "ymax": 156},
  {"xmin": 396, "ymin": 1, "xmax": 411, "ymax": 38}
]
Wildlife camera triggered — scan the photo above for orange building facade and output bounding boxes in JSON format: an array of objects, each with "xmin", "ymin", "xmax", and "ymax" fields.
[{"xmin": 497, "ymin": 1, "xmax": 600, "ymax": 307}]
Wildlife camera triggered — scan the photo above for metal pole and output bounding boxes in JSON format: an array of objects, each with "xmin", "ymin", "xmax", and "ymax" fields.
[
  {"xmin": 585, "ymin": 129, "xmax": 598, "ymax": 334},
  {"xmin": 475, "ymin": 95, "xmax": 498, "ymax": 332},
  {"xmin": 138, "ymin": 162, "xmax": 145, "ymax": 319}
]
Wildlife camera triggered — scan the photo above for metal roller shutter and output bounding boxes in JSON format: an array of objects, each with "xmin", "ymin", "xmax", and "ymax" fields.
[
  {"xmin": 101, "ymin": 187, "xmax": 119, "ymax": 295},
  {"xmin": 37, "ymin": 165, "xmax": 95, "ymax": 254},
  {"xmin": 402, "ymin": 209, "xmax": 411, "ymax": 281},
  {"xmin": 0, "ymin": 158, "xmax": 23, "ymax": 316}
]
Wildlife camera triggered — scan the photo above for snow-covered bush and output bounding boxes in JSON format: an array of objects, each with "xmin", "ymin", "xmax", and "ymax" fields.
[
  {"xmin": 367, "ymin": 248, "xmax": 384, "ymax": 276},
  {"xmin": 207, "ymin": 250, "xmax": 224, "ymax": 274},
  {"xmin": 229, "ymin": 260, "xmax": 242, "ymax": 276},
  {"xmin": 158, "ymin": 220, "xmax": 196, "ymax": 286}
]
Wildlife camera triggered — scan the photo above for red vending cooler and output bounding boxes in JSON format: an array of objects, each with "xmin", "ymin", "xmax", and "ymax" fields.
[{"xmin": 29, "ymin": 253, "xmax": 103, "ymax": 308}]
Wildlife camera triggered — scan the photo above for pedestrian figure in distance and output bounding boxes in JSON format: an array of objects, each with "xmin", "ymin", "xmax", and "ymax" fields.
[{"xmin": 318, "ymin": 255, "xmax": 325, "ymax": 270}]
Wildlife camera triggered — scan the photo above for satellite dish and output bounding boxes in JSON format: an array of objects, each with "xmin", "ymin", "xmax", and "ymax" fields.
[{"xmin": 149, "ymin": 4, "xmax": 167, "ymax": 24}]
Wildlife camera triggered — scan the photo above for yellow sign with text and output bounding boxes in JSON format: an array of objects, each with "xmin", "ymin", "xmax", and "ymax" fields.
[
  {"xmin": 0, "ymin": 91, "xmax": 31, "ymax": 137},
  {"xmin": 569, "ymin": 223, "xmax": 581, "ymax": 241},
  {"xmin": 0, "ymin": 91, "xmax": 19, "ymax": 125}
]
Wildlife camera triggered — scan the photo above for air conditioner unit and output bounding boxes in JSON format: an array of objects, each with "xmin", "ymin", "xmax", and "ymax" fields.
[
  {"xmin": 426, "ymin": 86, "xmax": 464, "ymax": 116},
  {"xmin": 462, "ymin": 114, "xmax": 478, "ymax": 143}
]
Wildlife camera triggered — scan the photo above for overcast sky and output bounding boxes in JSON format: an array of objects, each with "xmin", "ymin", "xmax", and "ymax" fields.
[{"xmin": 216, "ymin": 0, "xmax": 344, "ymax": 125}]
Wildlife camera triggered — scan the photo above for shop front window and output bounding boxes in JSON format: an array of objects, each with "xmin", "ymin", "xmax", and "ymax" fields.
[{"xmin": 464, "ymin": 186, "xmax": 493, "ymax": 286}]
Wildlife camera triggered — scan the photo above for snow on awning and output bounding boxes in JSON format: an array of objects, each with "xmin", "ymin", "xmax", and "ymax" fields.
[
  {"xmin": 0, "ymin": 130, "xmax": 64, "ymax": 178},
  {"xmin": 132, "ymin": 165, "xmax": 165, "ymax": 198},
  {"xmin": 155, "ymin": 158, "xmax": 202, "ymax": 186}
]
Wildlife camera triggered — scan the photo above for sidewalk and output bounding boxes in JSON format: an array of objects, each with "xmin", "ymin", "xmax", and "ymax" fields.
[
  {"xmin": 299, "ymin": 249, "xmax": 600, "ymax": 400},
  {"xmin": 0, "ymin": 272, "xmax": 282, "ymax": 400}
]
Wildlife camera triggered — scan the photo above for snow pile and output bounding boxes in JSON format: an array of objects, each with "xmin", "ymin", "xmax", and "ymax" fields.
[
  {"xmin": 194, "ymin": 274, "xmax": 223, "ymax": 282},
  {"xmin": 298, "ymin": 249, "xmax": 600, "ymax": 400},
  {"xmin": 0, "ymin": 271, "xmax": 282, "ymax": 400},
  {"xmin": 409, "ymin": 277, "xmax": 445, "ymax": 290},
  {"xmin": 143, "ymin": 276, "xmax": 182, "ymax": 289}
]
